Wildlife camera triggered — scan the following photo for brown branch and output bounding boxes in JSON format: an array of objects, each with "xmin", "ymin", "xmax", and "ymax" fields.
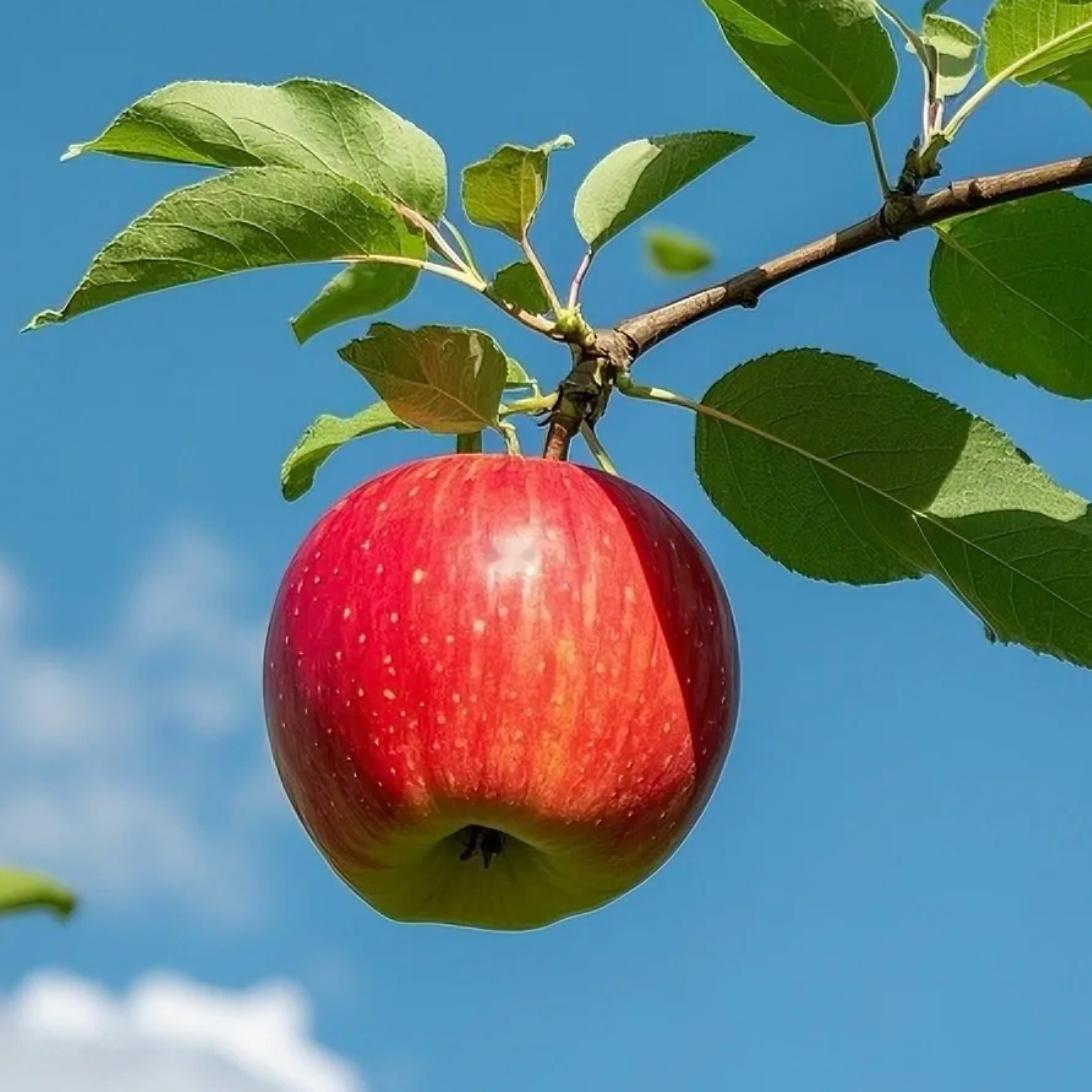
[
  {"xmin": 616, "ymin": 154, "xmax": 1092, "ymax": 358},
  {"xmin": 539, "ymin": 153, "xmax": 1092, "ymax": 460}
]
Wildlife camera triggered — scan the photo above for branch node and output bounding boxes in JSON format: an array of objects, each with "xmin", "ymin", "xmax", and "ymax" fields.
[{"xmin": 540, "ymin": 331, "xmax": 634, "ymax": 462}]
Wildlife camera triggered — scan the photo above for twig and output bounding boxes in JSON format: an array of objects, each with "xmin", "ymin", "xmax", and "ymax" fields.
[
  {"xmin": 567, "ymin": 250, "xmax": 593, "ymax": 309},
  {"xmin": 864, "ymin": 117, "xmax": 891, "ymax": 198},
  {"xmin": 394, "ymin": 205, "xmax": 473, "ymax": 274},
  {"xmin": 441, "ymin": 216, "xmax": 484, "ymax": 279},
  {"xmin": 520, "ymin": 235, "xmax": 564, "ymax": 316},
  {"xmin": 346, "ymin": 253, "xmax": 485, "ymax": 290},
  {"xmin": 580, "ymin": 422, "xmax": 620, "ymax": 475}
]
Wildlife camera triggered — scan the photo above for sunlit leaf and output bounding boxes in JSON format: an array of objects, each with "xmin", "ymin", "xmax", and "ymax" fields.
[
  {"xmin": 491, "ymin": 261, "xmax": 551, "ymax": 314},
  {"xmin": 27, "ymin": 168, "xmax": 421, "ymax": 329},
  {"xmin": 922, "ymin": 13, "xmax": 981, "ymax": 98},
  {"xmin": 338, "ymin": 324, "xmax": 509, "ymax": 433},
  {"xmin": 291, "ymin": 248, "xmax": 424, "ymax": 345},
  {"xmin": 574, "ymin": 131, "xmax": 751, "ymax": 252},
  {"xmin": 983, "ymin": 0, "xmax": 1092, "ymax": 109},
  {"xmin": 281, "ymin": 403, "xmax": 407, "ymax": 501},
  {"xmin": 461, "ymin": 135, "xmax": 573, "ymax": 239},
  {"xmin": 703, "ymin": 0, "xmax": 897, "ymax": 123},
  {"xmin": 63, "ymin": 78, "xmax": 447, "ymax": 219}
]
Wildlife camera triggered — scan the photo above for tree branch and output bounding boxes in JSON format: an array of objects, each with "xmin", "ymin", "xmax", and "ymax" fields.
[
  {"xmin": 540, "ymin": 153, "xmax": 1092, "ymax": 462},
  {"xmin": 616, "ymin": 154, "xmax": 1092, "ymax": 359}
]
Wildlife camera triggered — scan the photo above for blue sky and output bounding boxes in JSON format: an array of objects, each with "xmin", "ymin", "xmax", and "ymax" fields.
[{"xmin": 4, "ymin": 0, "xmax": 1092, "ymax": 1088}]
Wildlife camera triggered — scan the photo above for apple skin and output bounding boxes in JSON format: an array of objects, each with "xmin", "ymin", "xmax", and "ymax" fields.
[{"xmin": 264, "ymin": 454, "xmax": 739, "ymax": 930}]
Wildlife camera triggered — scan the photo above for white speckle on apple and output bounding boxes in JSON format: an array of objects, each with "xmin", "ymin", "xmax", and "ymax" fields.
[
  {"xmin": 472, "ymin": 619, "xmax": 486, "ymax": 635},
  {"xmin": 412, "ymin": 568, "xmax": 426, "ymax": 584},
  {"xmin": 390, "ymin": 611, "xmax": 399, "ymax": 623},
  {"xmin": 342, "ymin": 607, "xmax": 352, "ymax": 620}
]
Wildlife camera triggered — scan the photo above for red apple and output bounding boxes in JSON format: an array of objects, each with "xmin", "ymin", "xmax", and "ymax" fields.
[{"xmin": 264, "ymin": 454, "xmax": 739, "ymax": 929}]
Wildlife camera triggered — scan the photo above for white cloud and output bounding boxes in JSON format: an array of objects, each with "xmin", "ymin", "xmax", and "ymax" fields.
[
  {"xmin": 1, "ymin": 970, "xmax": 364, "ymax": 1092},
  {"xmin": 0, "ymin": 527, "xmax": 284, "ymax": 921}
]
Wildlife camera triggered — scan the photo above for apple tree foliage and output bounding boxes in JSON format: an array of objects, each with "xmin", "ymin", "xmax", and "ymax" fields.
[{"xmin": 21, "ymin": 0, "xmax": 1092, "ymax": 739}]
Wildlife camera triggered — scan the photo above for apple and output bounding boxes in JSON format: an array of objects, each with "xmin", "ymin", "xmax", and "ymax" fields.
[{"xmin": 264, "ymin": 454, "xmax": 740, "ymax": 929}]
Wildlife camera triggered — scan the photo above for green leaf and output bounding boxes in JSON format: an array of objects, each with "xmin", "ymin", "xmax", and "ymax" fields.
[
  {"xmin": 461, "ymin": 135, "xmax": 573, "ymax": 239},
  {"xmin": 930, "ymin": 193, "xmax": 1092, "ymax": 398},
  {"xmin": 0, "ymin": 867, "xmax": 76, "ymax": 920},
  {"xmin": 491, "ymin": 260, "xmax": 551, "ymax": 314},
  {"xmin": 695, "ymin": 350, "xmax": 1092, "ymax": 665},
  {"xmin": 26, "ymin": 167, "xmax": 422, "ymax": 329},
  {"xmin": 63, "ymin": 78, "xmax": 447, "ymax": 220},
  {"xmin": 281, "ymin": 403, "xmax": 407, "ymax": 501},
  {"xmin": 645, "ymin": 226, "xmax": 715, "ymax": 276},
  {"xmin": 922, "ymin": 0, "xmax": 949, "ymax": 14},
  {"xmin": 1046, "ymin": 49, "xmax": 1092, "ymax": 106},
  {"xmin": 984, "ymin": 0, "xmax": 1092, "ymax": 106},
  {"xmin": 503, "ymin": 354, "xmax": 537, "ymax": 390},
  {"xmin": 921, "ymin": 13, "xmax": 981, "ymax": 98},
  {"xmin": 338, "ymin": 324, "xmax": 509, "ymax": 433},
  {"xmin": 573, "ymin": 131, "xmax": 752, "ymax": 253},
  {"xmin": 291, "ymin": 247, "xmax": 425, "ymax": 345},
  {"xmin": 703, "ymin": 0, "xmax": 897, "ymax": 124}
]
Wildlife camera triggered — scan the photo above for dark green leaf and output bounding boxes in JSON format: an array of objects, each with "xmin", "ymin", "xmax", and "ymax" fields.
[
  {"xmin": 1045, "ymin": 50, "xmax": 1092, "ymax": 106},
  {"xmin": 63, "ymin": 78, "xmax": 447, "ymax": 219},
  {"xmin": 930, "ymin": 193, "xmax": 1092, "ymax": 398},
  {"xmin": 291, "ymin": 247, "xmax": 425, "ymax": 345},
  {"xmin": 703, "ymin": 0, "xmax": 897, "ymax": 124},
  {"xmin": 461, "ymin": 135, "xmax": 573, "ymax": 239},
  {"xmin": 984, "ymin": 0, "xmax": 1092, "ymax": 107},
  {"xmin": 491, "ymin": 260, "xmax": 550, "ymax": 314},
  {"xmin": 574, "ymin": 131, "xmax": 751, "ymax": 252},
  {"xmin": 338, "ymin": 324, "xmax": 508, "ymax": 433},
  {"xmin": 281, "ymin": 403, "xmax": 406, "ymax": 501},
  {"xmin": 26, "ymin": 167, "xmax": 421, "ymax": 329},
  {"xmin": 0, "ymin": 867, "xmax": 76, "ymax": 919},
  {"xmin": 645, "ymin": 226, "xmax": 715, "ymax": 276},
  {"xmin": 922, "ymin": 14, "xmax": 980, "ymax": 98},
  {"xmin": 695, "ymin": 350, "xmax": 1092, "ymax": 665},
  {"xmin": 922, "ymin": 0, "xmax": 949, "ymax": 14}
]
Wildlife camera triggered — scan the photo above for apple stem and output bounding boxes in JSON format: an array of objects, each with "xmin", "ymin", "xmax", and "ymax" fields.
[{"xmin": 459, "ymin": 825, "xmax": 505, "ymax": 869}]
